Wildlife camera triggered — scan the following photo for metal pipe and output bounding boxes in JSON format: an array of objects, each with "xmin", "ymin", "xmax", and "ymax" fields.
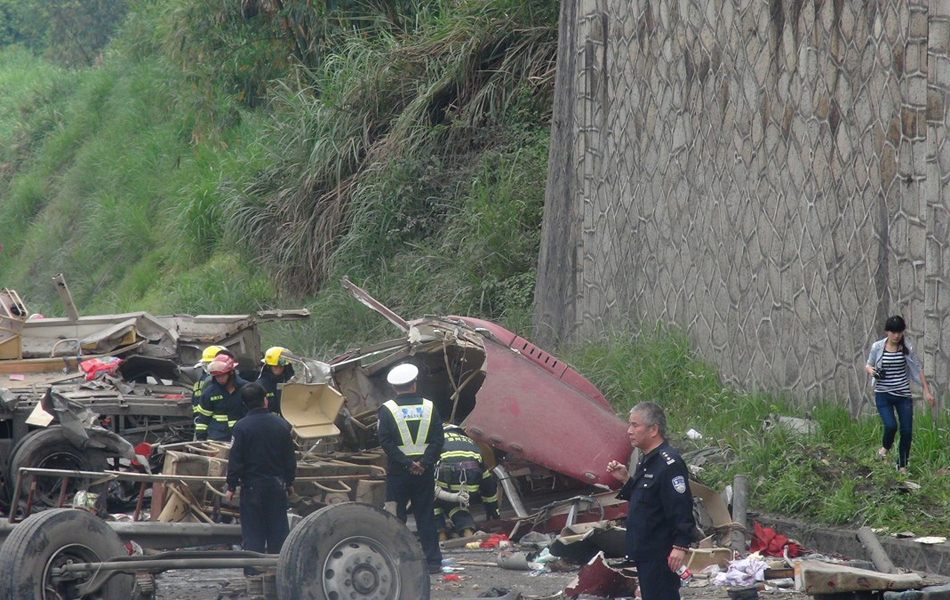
[
  {"xmin": 56, "ymin": 557, "xmax": 279, "ymax": 576},
  {"xmin": 491, "ymin": 464, "xmax": 527, "ymax": 518},
  {"xmin": 731, "ymin": 474, "xmax": 749, "ymax": 554},
  {"xmin": 16, "ymin": 466, "xmax": 382, "ymax": 484},
  {"xmin": 8, "ymin": 471, "xmax": 23, "ymax": 523},
  {"xmin": 0, "ymin": 521, "xmax": 243, "ymax": 551},
  {"xmin": 57, "ymin": 477, "xmax": 69, "ymax": 508},
  {"xmin": 133, "ymin": 481, "xmax": 147, "ymax": 522}
]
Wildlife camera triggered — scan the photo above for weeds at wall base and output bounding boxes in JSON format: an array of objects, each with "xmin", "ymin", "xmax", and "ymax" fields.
[{"xmin": 565, "ymin": 329, "xmax": 950, "ymax": 536}]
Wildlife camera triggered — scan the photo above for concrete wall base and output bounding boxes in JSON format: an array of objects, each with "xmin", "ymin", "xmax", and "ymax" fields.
[{"xmin": 757, "ymin": 514, "xmax": 950, "ymax": 578}]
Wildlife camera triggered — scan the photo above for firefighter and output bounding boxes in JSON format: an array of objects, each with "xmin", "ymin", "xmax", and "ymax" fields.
[
  {"xmin": 434, "ymin": 423, "xmax": 499, "ymax": 541},
  {"xmin": 195, "ymin": 355, "xmax": 249, "ymax": 441},
  {"xmin": 377, "ymin": 363, "xmax": 445, "ymax": 574},
  {"xmin": 191, "ymin": 345, "xmax": 227, "ymax": 414},
  {"xmin": 256, "ymin": 346, "xmax": 294, "ymax": 417}
]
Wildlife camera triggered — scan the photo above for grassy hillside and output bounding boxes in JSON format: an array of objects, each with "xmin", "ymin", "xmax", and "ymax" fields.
[{"xmin": 0, "ymin": 0, "xmax": 556, "ymax": 357}]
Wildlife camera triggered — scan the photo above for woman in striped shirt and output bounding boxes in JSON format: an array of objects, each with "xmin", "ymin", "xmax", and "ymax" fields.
[{"xmin": 865, "ymin": 316, "xmax": 935, "ymax": 474}]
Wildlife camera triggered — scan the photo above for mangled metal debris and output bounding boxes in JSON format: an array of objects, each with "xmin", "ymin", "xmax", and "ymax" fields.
[
  {"xmin": 291, "ymin": 277, "xmax": 634, "ymax": 532},
  {"xmin": 564, "ymin": 551, "xmax": 637, "ymax": 597},
  {"xmin": 0, "ymin": 277, "xmax": 309, "ymax": 514}
]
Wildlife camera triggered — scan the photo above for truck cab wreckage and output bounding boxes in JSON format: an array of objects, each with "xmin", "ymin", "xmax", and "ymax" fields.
[{"xmin": 0, "ymin": 276, "xmax": 643, "ymax": 599}]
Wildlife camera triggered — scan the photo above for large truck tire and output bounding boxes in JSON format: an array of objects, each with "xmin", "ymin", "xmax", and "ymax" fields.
[
  {"xmin": 8, "ymin": 426, "xmax": 107, "ymax": 509},
  {"xmin": 0, "ymin": 508, "xmax": 133, "ymax": 599},
  {"xmin": 277, "ymin": 502, "xmax": 429, "ymax": 600}
]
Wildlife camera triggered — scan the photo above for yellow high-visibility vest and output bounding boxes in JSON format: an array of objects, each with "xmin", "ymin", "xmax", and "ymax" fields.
[{"xmin": 383, "ymin": 399, "xmax": 434, "ymax": 457}]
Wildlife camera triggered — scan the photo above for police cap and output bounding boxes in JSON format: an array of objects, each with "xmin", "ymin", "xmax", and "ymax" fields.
[{"xmin": 386, "ymin": 363, "xmax": 418, "ymax": 386}]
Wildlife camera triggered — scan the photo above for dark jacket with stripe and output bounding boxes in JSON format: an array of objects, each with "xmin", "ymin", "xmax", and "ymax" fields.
[
  {"xmin": 616, "ymin": 440, "xmax": 695, "ymax": 561},
  {"xmin": 436, "ymin": 428, "xmax": 498, "ymax": 510},
  {"xmin": 195, "ymin": 375, "xmax": 249, "ymax": 441},
  {"xmin": 255, "ymin": 369, "xmax": 286, "ymax": 417}
]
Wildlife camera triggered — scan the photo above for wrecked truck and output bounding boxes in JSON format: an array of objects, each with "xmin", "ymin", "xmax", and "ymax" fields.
[
  {"xmin": 0, "ymin": 276, "xmax": 640, "ymax": 599},
  {"xmin": 0, "ymin": 280, "xmax": 308, "ymax": 506},
  {"xmin": 284, "ymin": 277, "xmax": 635, "ymax": 530}
]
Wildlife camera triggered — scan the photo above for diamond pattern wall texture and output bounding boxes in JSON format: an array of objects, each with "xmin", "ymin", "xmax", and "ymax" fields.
[{"xmin": 534, "ymin": 0, "xmax": 949, "ymax": 414}]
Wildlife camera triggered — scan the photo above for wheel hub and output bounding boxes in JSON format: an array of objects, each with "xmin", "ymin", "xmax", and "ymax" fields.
[
  {"xmin": 43, "ymin": 543, "xmax": 101, "ymax": 600},
  {"xmin": 352, "ymin": 564, "xmax": 379, "ymax": 594},
  {"xmin": 323, "ymin": 537, "xmax": 399, "ymax": 599}
]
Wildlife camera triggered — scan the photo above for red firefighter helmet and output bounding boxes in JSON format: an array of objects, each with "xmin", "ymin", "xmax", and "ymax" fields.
[{"xmin": 208, "ymin": 355, "xmax": 236, "ymax": 377}]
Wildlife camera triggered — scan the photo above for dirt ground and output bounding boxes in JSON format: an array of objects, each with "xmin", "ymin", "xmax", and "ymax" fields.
[{"xmin": 153, "ymin": 546, "xmax": 812, "ymax": 599}]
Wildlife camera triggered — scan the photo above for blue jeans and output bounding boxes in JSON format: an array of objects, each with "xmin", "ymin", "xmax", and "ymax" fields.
[{"xmin": 875, "ymin": 392, "xmax": 913, "ymax": 468}]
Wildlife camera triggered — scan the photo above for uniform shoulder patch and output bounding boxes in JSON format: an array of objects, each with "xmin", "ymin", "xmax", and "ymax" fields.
[{"xmin": 671, "ymin": 475, "xmax": 687, "ymax": 494}]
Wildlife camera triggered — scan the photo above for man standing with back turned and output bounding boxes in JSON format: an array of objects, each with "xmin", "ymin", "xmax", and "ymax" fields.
[
  {"xmin": 226, "ymin": 383, "xmax": 296, "ymax": 571},
  {"xmin": 377, "ymin": 363, "xmax": 445, "ymax": 574},
  {"xmin": 607, "ymin": 401, "xmax": 695, "ymax": 600}
]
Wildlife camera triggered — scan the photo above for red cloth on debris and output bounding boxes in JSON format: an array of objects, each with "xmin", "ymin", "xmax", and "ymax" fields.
[
  {"xmin": 749, "ymin": 521, "xmax": 801, "ymax": 557},
  {"xmin": 479, "ymin": 533, "xmax": 510, "ymax": 548}
]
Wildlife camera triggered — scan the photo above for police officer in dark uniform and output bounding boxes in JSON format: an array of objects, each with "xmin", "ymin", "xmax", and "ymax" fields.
[
  {"xmin": 607, "ymin": 401, "xmax": 695, "ymax": 600},
  {"xmin": 226, "ymin": 383, "xmax": 296, "ymax": 572},
  {"xmin": 377, "ymin": 363, "xmax": 445, "ymax": 574}
]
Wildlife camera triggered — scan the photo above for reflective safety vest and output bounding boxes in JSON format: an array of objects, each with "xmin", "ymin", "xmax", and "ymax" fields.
[{"xmin": 382, "ymin": 398, "xmax": 434, "ymax": 457}]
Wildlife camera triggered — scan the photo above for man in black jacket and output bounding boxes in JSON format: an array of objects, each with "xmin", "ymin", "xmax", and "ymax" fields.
[
  {"xmin": 226, "ymin": 383, "xmax": 296, "ymax": 570},
  {"xmin": 377, "ymin": 363, "xmax": 445, "ymax": 574},
  {"xmin": 607, "ymin": 401, "xmax": 695, "ymax": 600}
]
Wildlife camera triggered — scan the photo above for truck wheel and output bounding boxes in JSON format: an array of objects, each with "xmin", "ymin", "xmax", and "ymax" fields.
[
  {"xmin": 9, "ymin": 426, "xmax": 107, "ymax": 509},
  {"xmin": 0, "ymin": 508, "xmax": 133, "ymax": 599},
  {"xmin": 277, "ymin": 502, "xmax": 429, "ymax": 600}
]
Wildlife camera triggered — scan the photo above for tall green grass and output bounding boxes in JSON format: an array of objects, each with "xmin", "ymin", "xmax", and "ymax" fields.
[
  {"xmin": 566, "ymin": 330, "xmax": 950, "ymax": 535},
  {"xmin": 0, "ymin": 46, "xmax": 277, "ymax": 316},
  {"xmin": 1, "ymin": 0, "xmax": 555, "ymax": 330},
  {"xmin": 223, "ymin": 0, "xmax": 558, "ymax": 296}
]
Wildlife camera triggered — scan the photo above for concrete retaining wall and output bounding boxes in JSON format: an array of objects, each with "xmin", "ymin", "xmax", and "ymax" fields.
[{"xmin": 535, "ymin": 0, "xmax": 950, "ymax": 412}]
